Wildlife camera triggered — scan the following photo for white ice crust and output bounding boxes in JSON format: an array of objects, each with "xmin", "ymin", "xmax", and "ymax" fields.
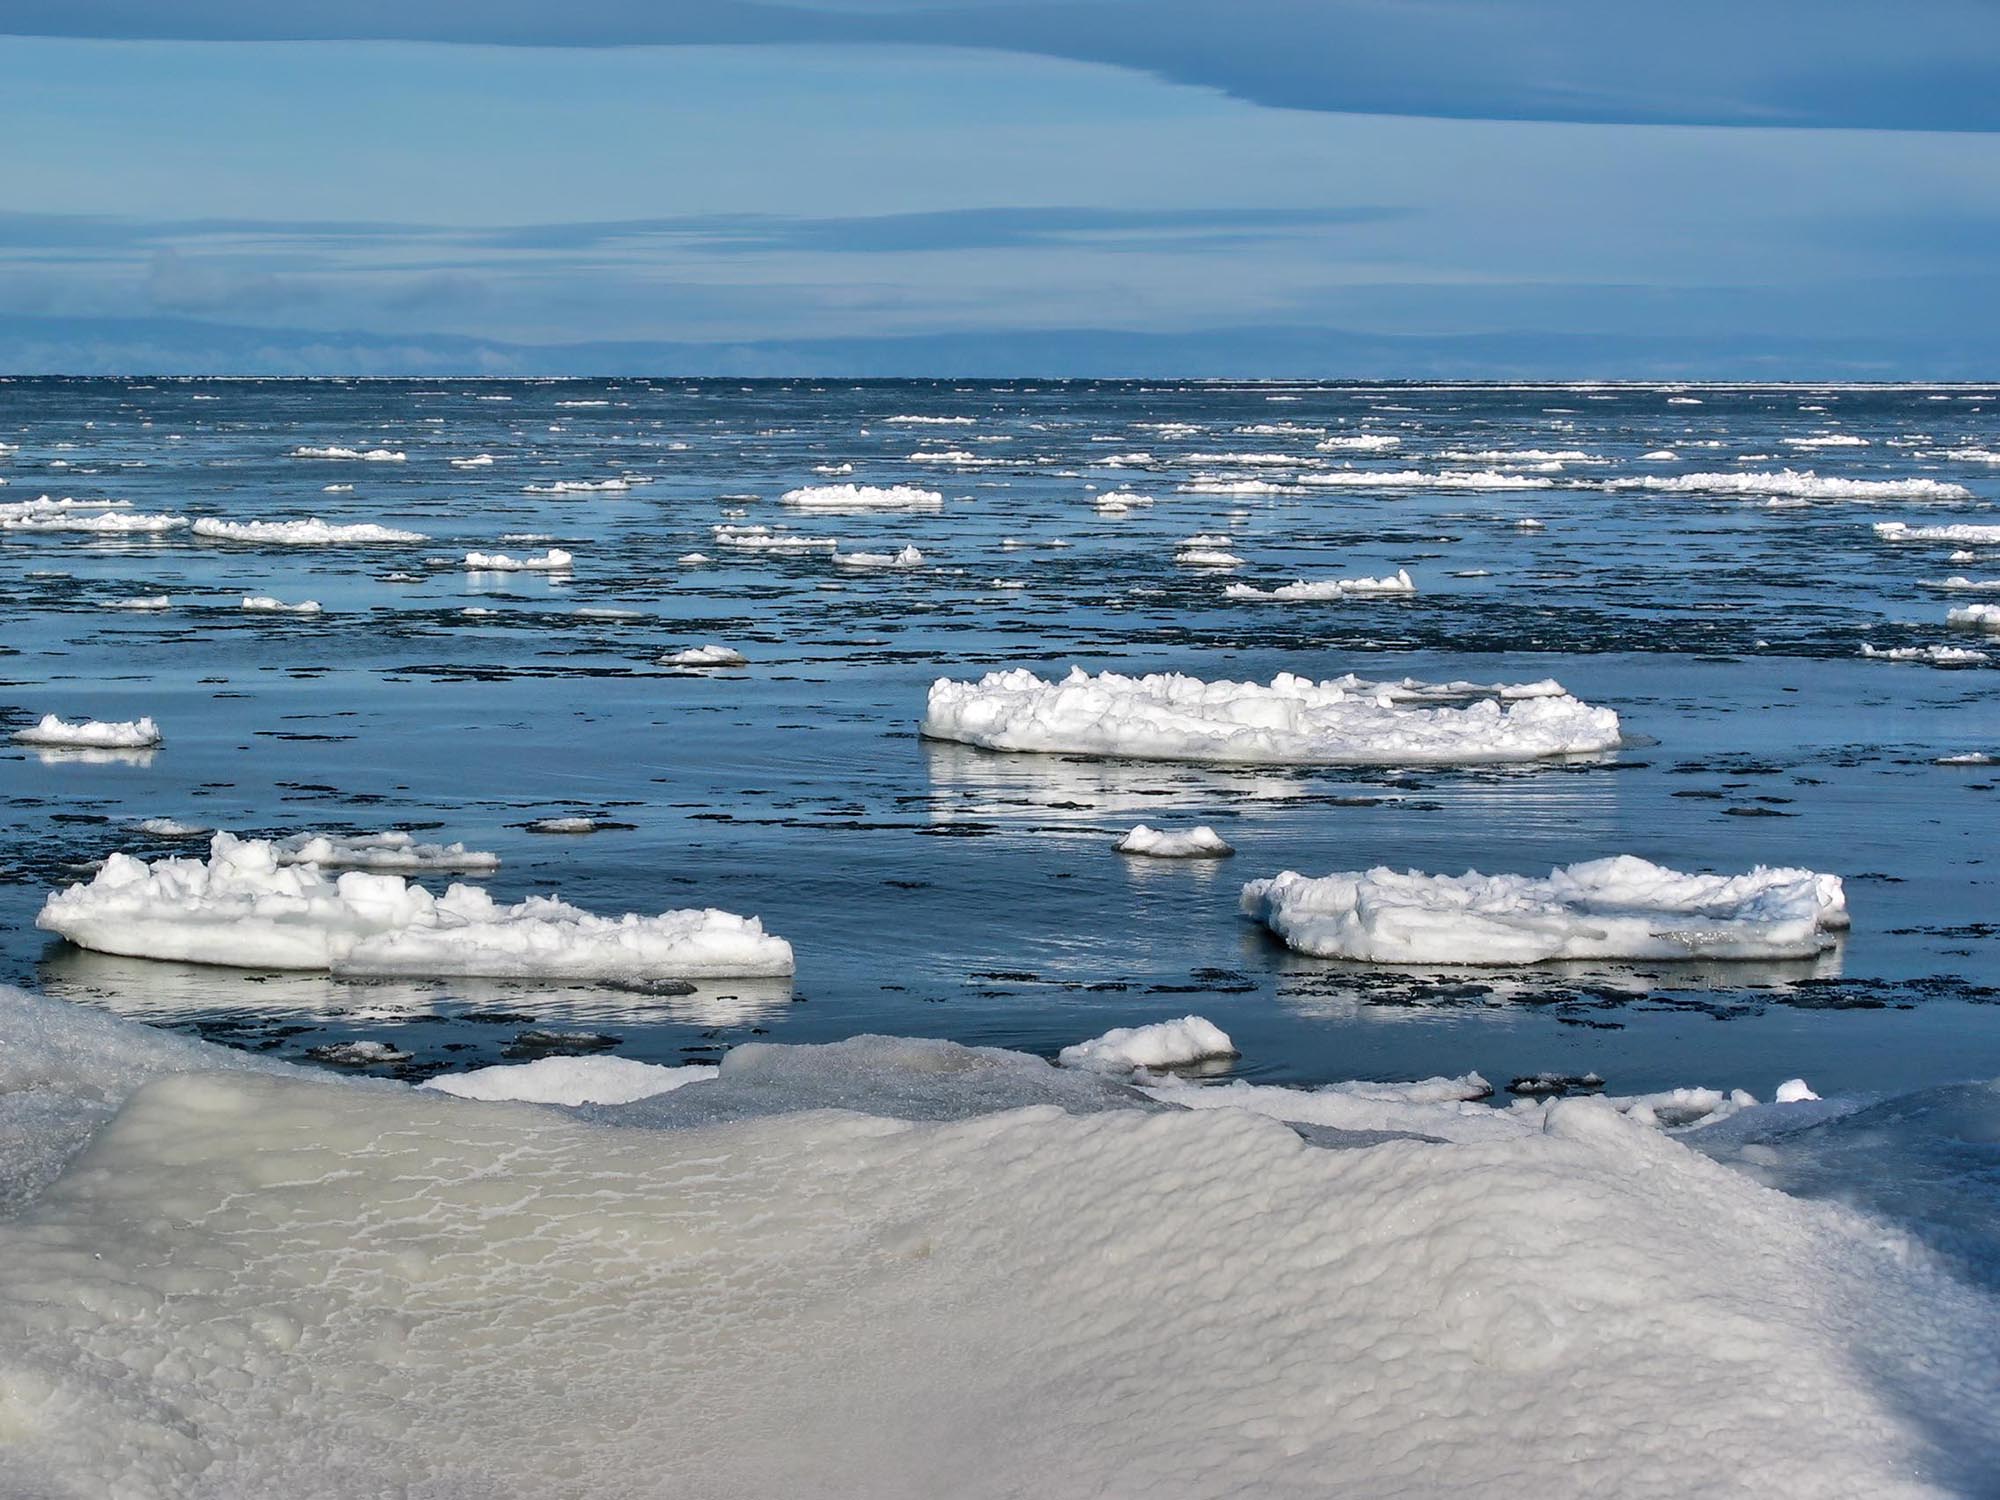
[
  {"xmin": 1242, "ymin": 855, "xmax": 1848, "ymax": 964},
  {"xmin": 421, "ymin": 1057, "xmax": 719, "ymax": 1105},
  {"xmin": 11, "ymin": 714, "xmax": 162, "ymax": 748},
  {"xmin": 36, "ymin": 833, "xmax": 794, "ymax": 978},
  {"xmin": 1948, "ymin": 603, "xmax": 2000, "ymax": 631},
  {"xmin": 1115, "ymin": 824, "xmax": 1235, "ymax": 858},
  {"xmin": 922, "ymin": 668, "xmax": 1621, "ymax": 765}
]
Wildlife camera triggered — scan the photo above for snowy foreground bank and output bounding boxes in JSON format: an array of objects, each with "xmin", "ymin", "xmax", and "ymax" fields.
[
  {"xmin": 35, "ymin": 833, "xmax": 793, "ymax": 979},
  {"xmin": 0, "ymin": 987, "xmax": 1994, "ymax": 1499},
  {"xmin": 922, "ymin": 668, "xmax": 1620, "ymax": 765}
]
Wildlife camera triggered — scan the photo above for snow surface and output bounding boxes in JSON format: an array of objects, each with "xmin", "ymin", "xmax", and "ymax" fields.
[
  {"xmin": 1115, "ymin": 824, "xmax": 1235, "ymax": 858},
  {"xmin": 422, "ymin": 1056, "xmax": 718, "ymax": 1105},
  {"xmin": 779, "ymin": 483, "xmax": 944, "ymax": 512},
  {"xmin": 1057, "ymin": 1015, "xmax": 1238, "ymax": 1071},
  {"xmin": 36, "ymin": 833, "xmax": 794, "ymax": 978},
  {"xmin": 1224, "ymin": 568, "xmax": 1415, "ymax": 601},
  {"xmin": 1242, "ymin": 855, "xmax": 1848, "ymax": 964},
  {"xmin": 11, "ymin": 714, "xmax": 162, "ymax": 748},
  {"xmin": 0, "ymin": 987, "xmax": 1993, "ymax": 1500},
  {"xmin": 193, "ymin": 517, "xmax": 428, "ymax": 545},
  {"xmin": 922, "ymin": 668, "xmax": 1621, "ymax": 765}
]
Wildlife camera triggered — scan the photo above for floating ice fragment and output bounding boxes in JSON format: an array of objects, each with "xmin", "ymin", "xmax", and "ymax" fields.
[
  {"xmin": 1224, "ymin": 568, "xmax": 1414, "ymax": 601},
  {"xmin": 240, "ymin": 595, "xmax": 322, "ymax": 614},
  {"xmin": 12, "ymin": 714, "xmax": 162, "ymax": 748},
  {"xmin": 1057, "ymin": 1015, "xmax": 1237, "ymax": 1072},
  {"xmin": 665, "ymin": 644, "xmax": 748, "ymax": 667},
  {"xmin": 1611, "ymin": 470, "xmax": 1969, "ymax": 500},
  {"xmin": 779, "ymin": 483, "xmax": 943, "ymax": 512},
  {"xmin": 270, "ymin": 831, "xmax": 499, "ymax": 873},
  {"xmin": 1114, "ymin": 824, "xmax": 1234, "ymax": 858},
  {"xmin": 194, "ymin": 517, "xmax": 427, "ymax": 545},
  {"xmin": 290, "ymin": 446, "xmax": 405, "ymax": 461},
  {"xmin": 464, "ymin": 547, "xmax": 572, "ymax": 571}
]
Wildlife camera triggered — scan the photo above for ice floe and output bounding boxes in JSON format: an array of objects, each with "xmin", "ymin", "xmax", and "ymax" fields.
[
  {"xmin": 524, "ymin": 478, "xmax": 636, "ymax": 494},
  {"xmin": 833, "ymin": 544, "xmax": 923, "ymax": 569},
  {"xmin": 1948, "ymin": 604, "xmax": 2000, "ymax": 631},
  {"xmin": 193, "ymin": 517, "xmax": 428, "ymax": 545},
  {"xmin": 422, "ymin": 1056, "xmax": 718, "ymax": 1105},
  {"xmin": 1861, "ymin": 643, "xmax": 1991, "ymax": 665},
  {"xmin": 922, "ymin": 668, "xmax": 1620, "ymax": 765},
  {"xmin": 0, "ymin": 497, "xmax": 187, "ymax": 533},
  {"xmin": 464, "ymin": 547, "xmax": 574, "ymax": 571},
  {"xmin": 103, "ymin": 595, "xmax": 171, "ymax": 611},
  {"xmin": 1241, "ymin": 856, "xmax": 1848, "ymax": 964},
  {"xmin": 1057, "ymin": 1015, "xmax": 1238, "ymax": 1072},
  {"xmin": 1115, "ymin": 824, "xmax": 1235, "ymax": 858},
  {"xmin": 11, "ymin": 714, "xmax": 162, "ymax": 749},
  {"xmin": 1874, "ymin": 521, "xmax": 2000, "ymax": 545},
  {"xmin": 269, "ymin": 831, "xmax": 500, "ymax": 873},
  {"xmin": 290, "ymin": 445, "xmax": 405, "ymax": 461},
  {"xmin": 1223, "ymin": 568, "xmax": 1415, "ymax": 601},
  {"xmin": 37, "ymin": 833, "xmax": 794, "ymax": 978},
  {"xmin": 779, "ymin": 483, "xmax": 943, "ymax": 512},
  {"xmin": 1610, "ymin": 470, "xmax": 1970, "ymax": 500},
  {"xmin": 665, "ymin": 644, "xmax": 748, "ymax": 667},
  {"xmin": 240, "ymin": 595, "xmax": 322, "ymax": 614},
  {"xmin": 713, "ymin": 523, "xmax": 838, "ymax": 552},
  {"xmin": 1299, "ymin": 468, "xmax": 1553, "ymax": 490}
]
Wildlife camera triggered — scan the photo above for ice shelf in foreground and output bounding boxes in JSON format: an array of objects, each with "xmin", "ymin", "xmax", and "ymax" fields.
[
  {"xmin": 1242, "ymin": 855, "xmax": 1848, "ymax": 963},
  {"xmin": 36, "ymin": 833, "xmax": 793, "ymax": 978},
  {"xmin": 11, "ymin": 714, "xmax": 162, "ymax": 748},
  {"xmin": 1115, "ymin": 824, "xmax": 1235, "ymax": 858},
  {"xmin": 193, "ymin": 516, "xmax": 428, "ymax": 544},
  {"xmin": 0, "ymin": 986, "xmax": 1992, "ymax": 1500},
  {"xmin": 921, "ymin": 668, "xmax": 1621, "ymax": 765}
]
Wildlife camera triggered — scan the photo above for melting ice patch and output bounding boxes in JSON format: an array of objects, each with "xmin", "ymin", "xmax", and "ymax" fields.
[
  {"xmin": 921, "ymin": 668, "xmax": 1621, "ymax": 766},
  {"xmin": 36, "ymin": 833, "xmax": 794, "ymax": 978},
  {"xmin": 11, "ymin": 714, "xmax": 162, "ymax": 748},
  {"xmin": 289, "ymin": 445, "xmax": 405, "ymax": 461},
  {"xmin": 268, "ymin": 831, "xmax": 500, "ymax": 873},
  {"xmin": 1115, "ymin": 824, "xmax": 1235, "ymax": 858},
  {"xmin": 239, "ymin": 595, "xmax": 321, "ymax": 614},
  {"xmin": 1224, "ymin": 568, "xmax": 1415, "ymax": 601},
  {"xmin": 0, "ymin": 991, "xmax": 1994, "ymax": 1499},
  {"xmin": 833, "ymin": 545, "xmax": 923, "ymax": 569},
  {"xmin": 1242, "ymin": 855, "xmax": 1848, "ymax": 964},
  {"xmin": 1, "ymin": 497, "xmax": 187, "ymax": 533},
  {"xmin": 193, "ymin": 517, "xmax": 428, "ymax": 545},
  {"xmin": 779, "ymin": 483, "xmax": 943, "ymax": 512},
  {"xmin": 1948, "ymin": 604, "xmax": 2000, "ymax": 632},
  {"xmin": 664, "ymin": 644, "xmax": 748, "ymax": 667}
]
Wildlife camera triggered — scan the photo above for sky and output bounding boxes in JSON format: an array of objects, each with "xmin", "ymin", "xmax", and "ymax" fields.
[{"xmin": 0, "ymin": 1, "xmax": 1995, "ymax": 376}]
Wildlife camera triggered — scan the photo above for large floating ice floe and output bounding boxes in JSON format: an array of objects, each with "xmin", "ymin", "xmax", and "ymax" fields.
[
  {"xmin": 833, "ymin": 544, "xmax": 923, "ymax": 569},
  {"xmin": 11, "ymin": 714, "xmax": 162, "ymax": 748},
  {"xmin": 193, "ymin": 517, "xmax": 428, "ymax": 545},
  {"xmin": 1241, "ymin": 855, "xmax": 1848, "ymax": 964},
  {"xmin": 1298, "ymin": 468, "xmax": 1553, "ymax": 490},
  {"xmin": 0, "ymin": 987, "xmax": 1993, "ymax": 1499},
  {"xmin": 36, "ymin": 833, "xmax": 794, "ymax": 978},
  {"xmin": 1, "ymin": 496, "xmax": 187, "ymax": 533},
  {"xmin": 1223, "ymin": 568, "xmax": 1415, "ymax": 601},
  {"xmin": 1609, "ymin": 470, "xmax": 1970, "ymax": 501},
  {"xmin": 779, "ymin": 483, "xmax": 944, "ymax": 512},
  {"xmin": 1874, "ymin": 520, "xmax": 2000, "ymax": 545},
  {"xmin": 921, "ymin": 668, "xmax": 1621, "ymax": 765}
]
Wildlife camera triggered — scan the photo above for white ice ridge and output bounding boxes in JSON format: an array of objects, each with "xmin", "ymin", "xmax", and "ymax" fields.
[
  {"xmin": 1948, "ymin": 603, "xmax": 2000, "ymax": 631},
  {"xmin": 1115, "ymin": 824, "xmax": 1235, "ymax": 858},
  {"xmin": 193, "ymin": 517, "xmax": 428, "ymax": 544},
  {"xmin": 240, "ymin": 595, "xmax": 322, "ymax": 614},
  {"xmin": 1874, "ymin": 520, "xmax": 2000, "ymax": 545},
  {"xmin": 421, "ymin": 1056, "xmax": 717, "ymax": 1105},
  {"xmin": 464, "ymin": 547, "xmax": 574, "ymax": 571},
  {"xmin": 921, "ymin": 668, "xmax": 1621, "ymax": 766},
  {"xmin": 1057, "ymin": 1015, "xmax": 1238, "ymax": 1071},
  {"xmin": 289, "ymin": 445, "xmax": 406, "ymax": 461},
  {"xmin": 1242, "ymin": 856, "xmax": 1848, "ymax": 964},
  {"xmin": 1608, "ymin": 470, "xmax": 1971, "ymax": 500},
  {"xmin": 2, "ymin": 991, "xmax": 1990, "ymax": 1500},
  {"xmin": 36, "ymin": 833, "xmax": 795, "ymax": 978},
  {"xmin": 1224, "ymin": 568, "xmax": 1415, "ymax": 601},
  {"xmin": 11, "ymin": 714, "xmax": 162, "ymax": 748},
  {"xmin": 833, "ymin": 544, "xmax": 924, "ymax": 569},
  {"xmin": 1, "ymin": 496, "xmax": 187, "ymax": 533},
  {"xmin": 779, "ymin": 483, "xmax": 944, "ymax": 511},
  {"xmin": 269, "ymin": 831, "xmax": 501, "ymax": 873},
  {"xmin": 664, "ymin": 644, "xmax": 748, "ymax": 666}
]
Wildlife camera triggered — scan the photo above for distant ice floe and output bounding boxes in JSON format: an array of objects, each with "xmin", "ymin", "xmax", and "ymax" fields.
[
  {"xmin": 921, "ymin": 668, "xmax": 1621, "ymax": 766},
  {"xmin": 1300, "ymin": 468, "xmax": 1553, "ymax": 491},
  {"xmin": 1182, "ymin": 478, "xmax": 1294, "ymax": 496},
  {"xmin": 12, "ymin": 714, "xmax": 162, "ymax": 749},
  {"xmin": 1242, "ymin": 856, "xmax": 1847, "ymax": 964},
  {"xmin": 664, "ymin": 644, "xmax": 748, "ymax": 667},
  {"xmin": 1874, "ymin": 520, "xmax": 2000, "ymax": 546},
  {"xmin": 289, "ymin": 446, "xmax": 405, "ymax": 462},
  {"xmin": 104, "ymin": 596, "xmax": 171, "ymax": 611},
  {"xmin": 422, "ymin": 1056, "xmax": 718, "ymax": 1106},
  {"xmin": 1176, "ymin": 545, "xmax": 1244, "ymax": 566},
  {"xmin": 881, "ymin": 414, "xmax": 975, "ymax": 425},
  {"xmin": 193, "ymin": 517, "xmax": 428, "ymax": 545},
  {"xmin": 526, "ymin": 816, "xmax": 604, "ymax": 834},
  {"xmin": 1057, "ymin": 1016, "xmax": 1238, "ymax": 1072},
  {"xmin": 240, "ymin": 595, "xmax": 322, "ymax": 614},
  {"xmin": 1782, "ymin": 434, "xmax": 1869, "ymax": 448},
  {"xmin": 1115, "ymin": 824, "xmax": 1235, "ymax": 858},
  {"xmin": 1224, "ymin": 568, "xmax": 1415, "ymax": 601},
  {"xmin": 464, "ymin": 547, "xmax": 573, "ymax": 571},
  {"xmin": 833, "ymin": 545, "xmax": 923, "ymax": 569},
  {"xmin": 1948, "ymin": 604, "xmax": 2000, "ymax": 632},
  {"xmin": 37, "ymin": 833, "xmax": 794, "ymax": 978},
  {"xmin": 269, "ymin": 831, "xmax": 499, "ymax": 873},
  {"xmin": 524, "ymin": 479, "xmax": 636, "ymax": 494},
  {"xmin": 1314, "ymin": 433, "xmax": 1401, "ymax": 451},
  {"xmin": 780, "ymin": 483, "xmax": 943, "ymax": 512},
  {"xmin": 450, "ymin": 453, "xmax": 497, "ymax": 469},
  {"xmin": 713, "ymin": 524, "xmax": 837, "ymax": 552},
  {"xmin": 1860, "ymin": 643, "xmax": 1991, "ymax": 665},
  {"xmin": 1, "ymin": 496, "xmax": 187, "ymax": 533},
  {"xmin": 1437, "ymin": 448, "xmax": 1597, "ymax": 464},
  {"xmin": 1609, "ymin": 470, "xmax": 1970, "ymax": 501},
  {"xmin": 1091, "ymin": 490, "xmax": 1153, "ymax": 513},
  {"xmin": 1922, "ymin": 575, "xmax": 2000, "ymax": 592}
]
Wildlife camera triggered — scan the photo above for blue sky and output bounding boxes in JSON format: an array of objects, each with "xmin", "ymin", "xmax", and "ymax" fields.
[{"xmin": 0, "ymin": 3, "xmax": 1995, "ymax": 375}]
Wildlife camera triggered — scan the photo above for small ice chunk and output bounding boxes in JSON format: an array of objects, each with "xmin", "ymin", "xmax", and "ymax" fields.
[
  {"xmin": 1774, "ymin": 1078, "xmax": 1820, "ymax": 1104},
  {"xmin": 308, "ymin": 1039, "xmax": 411, "ymax": 1065},
  {"xmin": 104, "ymin": 596, "xmax": 171, "ymax": 611},
  {"xmin": 1224, "ymin": 568, "xmax": 1414, "ymax": 601},
  {"xmin": 1114, "ymin": 824, "xmax": 1235, "ymax": 858},
  {"xmin": 665, "ymin": 644, "xmax": 748, "ymax": 667},
  {"xmin": 271, "ymin": 832, "xmax": 500, "ymax": 873},
  {"xmin": 527, "ymin": 817, "xmax": 602, "ymax": 834},
  {"xmin": 12, "ymin": 714, "xmax": 162, "ymax": 749},
  {"xmin": 290, "ymin": 446, "xmax": 405, "ymax": 462},
  {"xmin": 464, "ymin": 548, "xmax": 573, "ymax": 571},
  {"xmin": 240, "ymin": 595, "xmax": 322, "ymax": 614},
  {"xmin": 1057, "ymin": 1016, "xmax": 1238, "ymax": 1072},
  {"xmin": 833, "ymin": 545, "xmax": 923, "ymax": 569}
]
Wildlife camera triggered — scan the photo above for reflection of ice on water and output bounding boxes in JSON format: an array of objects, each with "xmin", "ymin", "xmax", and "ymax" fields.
[
  {"xmin": 36, "ymin": 949, "xmax": 795, "ymax": 1028},
  {"xmin": 30, "ymin": 747, "xmax": 158, "ymax": 768},
  {"xmin": 921, "ymin": 741, "xmax": 1318, "ymax": 822}
]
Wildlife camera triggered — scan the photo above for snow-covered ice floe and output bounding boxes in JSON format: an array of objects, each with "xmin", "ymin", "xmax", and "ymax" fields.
[
  {"xmin": 421, "ymin": 1056, "xmax": 718, "ymax": 1105},
  {"xmin": 832, "ymin": 544, "xmax": 923, "ymax": 569},
  {"xmin": 193, "ymin": 517, "xmax": 428, "ymax": 545},
  {"xmin": 921, "ymin": 668, "xmax": 1621, "ymax": 765},
  {"xmin": 268, "ymin": 831, "xmax": 500, "ymax": 873},
  {"xmin": 36, "ymin": 833, "xmax": 794, "ymax": 978},
  {"xmin": 1861, "ymin": 643, "xmax": 1991, "ymax": 665},
  {"xmin": 102, "ymin": 595, "xmax": 171, "ymax": 611},
  {"xmin": 1, "ymin": 496, "xmax": 187, "ymax": 533},
  {"xmin": 1299, "ymin": 468, "xmax": 1552, "ymax": 491},
  {"xmin": 1874, "ymin": 521, "xmax": 2000, "ymax": 546},
  {"xmin": 664, "ymin": 644, "xmax": 748, "ymax": 667},
  {"xmin": 1948, "ymin": 604, "xmax": 2000, "ymax": 632},
  {"xmin": 1241, "ymin": 855, "xmax": 1848, "ymax": 963},
  {"xmin": 289, "ymin": 445, "xmax": 405, "ymax": 461},
  {"xmin": 464, "ymin": 547, "xmax": 573, "ymax": 571},
  {"xmin": 1224, "ymin": 568, "xmax": 1415, "ymax": 601},
  {"xmin": 240, "ymin": 595, "xmax": 322, "ymax": 614},
  {"xmin": 1, "ymin": 985, "xmax": 1994, "ymax": 1499},
  {"xmin": 1115, "ymin": 824, "xmax": 1235, "ymax": 858},
  {"xmin": 1057, "ymin": 1015, "xmax": 1238, "ymax": 1071},
  {"xmin": 779, "ymin": 483, "xmax": 943, "ymax": 512},
  {"xmin": 1610, "ymin": 470, "xmax": 1970, "ymax": 501},
  {"xmin": 713, "ymin": 523, "xmax": 838, "ymax": 552},
  {"xmin": 11, "ymin": 714, "xmax": 162, "ymax": 749}
]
